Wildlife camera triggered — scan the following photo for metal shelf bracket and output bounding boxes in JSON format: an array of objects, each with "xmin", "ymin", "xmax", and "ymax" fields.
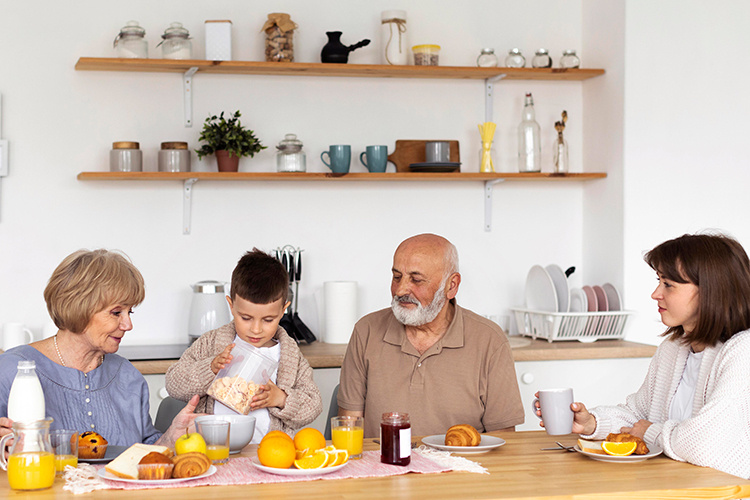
[
  {"xmin": 183, "ymin": 67, "xmax": 199, "ymax": 127},
  {"xmin": 182, "ymin": 178, "xmax": 198, "ymax": 234},
  {"xmin": 484, "ymin": 74, "xmax": 506, "ymax": 123},
  {"xmin": 484, "ymin": 179, "xmax": 505, "ymax": 232}
]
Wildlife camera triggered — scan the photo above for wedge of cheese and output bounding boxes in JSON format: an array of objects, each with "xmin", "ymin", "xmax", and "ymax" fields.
[
  {"xmin": 105, "ymin": 443, "xmax": 172, "ymax": 479},
  {"xmin": 577, "ymin": 438, "xmax": 605, "ymax": 455}
]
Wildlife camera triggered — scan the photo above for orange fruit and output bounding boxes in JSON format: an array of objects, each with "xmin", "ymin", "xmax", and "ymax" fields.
[
  {"xmin": 294, "ymin": 449, "xmax": 329, "ymax": 469},
  {"xmin": 257, "ymin": 435, "xmax": 296, "ymax": 468},
  {"xmin": 327, "ymin": 449, "xmax": 348, "ymax": 467},
  {"xmin": 602, "ymin": 441, "xmax": 637, "ymax": 456},
  {"xmin": 293, "ymin": 428, "xmax": 326, "ymax": 452},
  {"xmin": 262, "ymin": 430, "xmax": 293, "ymax": 443}
]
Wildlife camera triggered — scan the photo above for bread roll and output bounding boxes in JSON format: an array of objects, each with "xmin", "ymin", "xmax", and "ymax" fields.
[
  {"xmin": 172, "ymin": 452, "xmax": 211, "ymax": 478},
  {"xmin": 445, "ymin": 424, "xmax": 481, "ymax": 446}
]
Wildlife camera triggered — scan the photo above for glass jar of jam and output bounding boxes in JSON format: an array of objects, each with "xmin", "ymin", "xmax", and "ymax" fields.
[{"xmin": 380, "ymin": 412, "xmax": 410, "ymax": 466}]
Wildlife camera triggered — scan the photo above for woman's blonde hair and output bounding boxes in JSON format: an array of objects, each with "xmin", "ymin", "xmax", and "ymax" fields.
[{"xmin": 44, "ymin": 249, "xmax": 145, "ymax": 334}]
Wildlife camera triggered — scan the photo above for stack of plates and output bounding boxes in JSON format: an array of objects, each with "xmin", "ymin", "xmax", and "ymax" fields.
[{"xmin": 525, "ymin": 265, "xmax": 622, "ymax": 313}]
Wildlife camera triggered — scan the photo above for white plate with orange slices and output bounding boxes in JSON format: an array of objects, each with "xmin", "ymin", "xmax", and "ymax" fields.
[
  {"xmin": 575, "ymin": 439, "xmax": 663, "ymax": 463},
  {"xmin": 252, "ymin": 447, "xmax": 349, "ymax": 476}
]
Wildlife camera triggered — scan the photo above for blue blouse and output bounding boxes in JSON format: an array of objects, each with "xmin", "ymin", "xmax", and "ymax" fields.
[{"xmin": 0, "ymin": 345, "xmax": 161, "ymax": 446}]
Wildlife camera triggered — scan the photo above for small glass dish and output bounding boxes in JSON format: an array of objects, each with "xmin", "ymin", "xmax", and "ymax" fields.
[{"xmin": 137, "ymin": 463, "xmax": 174, "ymax": 480}]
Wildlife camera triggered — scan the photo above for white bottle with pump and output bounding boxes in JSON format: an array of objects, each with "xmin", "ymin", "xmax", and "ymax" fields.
[{"xmin": 8, "ymin": 360, "xmax": 45, "ymax": 422}]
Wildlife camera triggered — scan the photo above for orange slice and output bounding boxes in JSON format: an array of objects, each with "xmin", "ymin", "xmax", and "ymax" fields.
[
  {"xmin": 327, "ymin": 449, "xmax": 348, "ymax": 467},
  {"xmin": 294, "ymin": 450, "xmax": 329, "ymax": 469},
  {"xmin": 602, "ymin": 441, "xmax": 637, "ymax": 456},
  {"xmin": 295, "ymin": 448, "xmax": 312, "ymax": 460}
]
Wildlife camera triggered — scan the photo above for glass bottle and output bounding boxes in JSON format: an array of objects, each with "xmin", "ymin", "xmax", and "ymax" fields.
[
  {"xmin": 553, "ymin": 136, "xmax": 569, "ymax": 173},
  {"xmin": 276, "ymin": 134, "xmax": 306, "ymax": 172},
  {"xmin": 381, "ymin": 10, "xmax": 408, "ymax": 65},
  {"xmin": 518, "ymin": 93, "xmax": 541, "ymax": 173},
  {"xmin": 505, "ymin": 48, "xmax": 526, "ymax": 68},
  {"xmin": 560, "ymin": 50, "xmax": 580, "ymax": 68},
  {"xmin": 113, "ymin": 20, "xmax": 148, "ymax": 58},
  {"xmin": 8, "ymin": 360, "xmax": 45, "ymax": 423},
  {"xmin": 380, "ymin": 412, "xmax": 410, "ymax": 466},
  {"xmin": 0, "ymin": 418, "xmax": 55, "ymax": 491},
  {"xmin": 476, "ymin": 48, "xmax": 498, "ymax": 67},
  {"xmin": 532, "ymin": 49, "xmax": 552, "ymax": 68},
  {"xmin": 158, "ymin": 22, "xmax": 192, "ymax": 60}
]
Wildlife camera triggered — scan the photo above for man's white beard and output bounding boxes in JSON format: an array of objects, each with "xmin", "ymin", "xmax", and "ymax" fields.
[{"xmin": 391, "ymin": 276, "xmax": 448, "ymax": 326}]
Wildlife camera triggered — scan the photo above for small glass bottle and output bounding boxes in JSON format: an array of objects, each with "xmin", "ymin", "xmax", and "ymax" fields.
[
  {"xmin": 113, "ymin": 21, "xmax": 148, "ymax": 58},
  {"xmin": 560, "ymin": 50, "xmax": 580, "ymax": 68},
  {"xmin": 553, "ymin": 136, "xmax": 569, "ymax": 173},
  {"xmin": 8, "ymin": 360, "xmax": 45, "ymax": 423},
  {"xmin": 380, "ymin": 412, "xmax": 410, "ymax": 466},
  {"xmin": 504, "ymin": 48, "xmax": 526, "ymax": 68},
  {"xmin": 476, "ymin": 48, "xmax": 498, "ymax": 68},
  {"xmin": 518, "ymin": 93, "xmax": 541, "ymax": 173},
  {"xmin": 276, "ymin": 134, "xmax": 306, "ymax": 172},
  {"xmin": 158, "ymin": 22, "xmax": 192, "ymax": 60},
  {"xmin": 381, "ymin": 10, "xmax": 408, "ymax": 65},
  {"xmin": 532, "ymin": 49, "xmax": 552, "ymax": 68}
]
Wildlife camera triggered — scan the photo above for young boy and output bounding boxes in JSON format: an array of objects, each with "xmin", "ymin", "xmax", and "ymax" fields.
[{"xmin": 166, "ymin": 249, "xmax": 322, "ymax": 443}]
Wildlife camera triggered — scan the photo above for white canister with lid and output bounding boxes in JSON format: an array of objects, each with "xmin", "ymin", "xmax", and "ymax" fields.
[
  {"xmin": 380, "ymin": 10, "xmax": 408, "ymax": 65},
  {"xmin": 205, "ymin": 20, "xmax": 232, "ymax": 61},
  {"xmin": 110, "ymin": 142, "xmax": 142, "ymax": 172},
  {"xmin": 188, "ymin": 280, "xmax": 232, "ymax": 343},
  {"xmin": 114, "ymin": 21, "xmax": 148, "ymax": 58},
  {"xmin": 159, "ymin": 142, "xmax": 191, "ymax": 172},
  {"xmin": 158, "ymin": 22, "xmax": 192, "ymax": 59}
]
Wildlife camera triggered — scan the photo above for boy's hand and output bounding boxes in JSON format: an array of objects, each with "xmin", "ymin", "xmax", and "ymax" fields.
[
  {"xmin": 211, "ymin": 344, "xmax": 235, "ymax": 374},
  {"xmin": 251, "ymin": 381, "xmax": 287, "ymax": 410}
]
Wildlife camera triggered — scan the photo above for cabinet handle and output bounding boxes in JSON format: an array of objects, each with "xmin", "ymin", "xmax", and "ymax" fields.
[{"xmin": 521, "ymin": 372, "xmax": 535, "ymax": 385}]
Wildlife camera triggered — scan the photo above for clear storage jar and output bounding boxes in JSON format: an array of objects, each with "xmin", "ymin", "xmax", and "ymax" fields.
[
  {"xmin": 110, "ymin": 142, "xmax": 142, "ymax": 172},
  {"xmin": 158, "ymin": 142, "xmax": 191, "ymax": 172},
  {"xmin": 560, "ymin": 50, "xmax": 580, "ymax": 68},
  {"xmin": 206, "ymin": 343, "xmax": 279, "ymax": 415},
  {"xmin": 532, "ymin": 48, "xmax": 552, "ymax": 68},
  {"xmin": 504, "ymin": 48, "xmax": 526, "ymax": 68},
  {"xmin": 158, "ymin": 22, "xmax": 192, "ymax": 60},
  {"xmin": 276, "ymin": 134, "xmax": 306, "ymax": 172},
  {"xmin": 412, "ymin": 44, "xmax": 440, "ymax": 66},
  {"xmin": 113, "ymin": 21, "xmax": 148, "ymax": 58},
  {"xmin": 477, "ymin": 48, "xmax": 498, "ymax": 67}
]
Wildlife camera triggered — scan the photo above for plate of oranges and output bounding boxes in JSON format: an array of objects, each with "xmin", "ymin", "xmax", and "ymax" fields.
[{"xmin": 253, "ymin": 428, "xmax": 350, "ymax": 476}]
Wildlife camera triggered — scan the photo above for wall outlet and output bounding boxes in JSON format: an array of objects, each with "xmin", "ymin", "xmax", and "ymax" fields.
[{"xmin": 0, "ymin": 139, "xmax": 8, "ymax": 177}]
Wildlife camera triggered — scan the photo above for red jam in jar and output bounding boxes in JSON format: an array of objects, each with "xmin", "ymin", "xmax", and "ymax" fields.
[{"xmin": 380, "ymin": 412, "xmax": 411, "ymax": 466}]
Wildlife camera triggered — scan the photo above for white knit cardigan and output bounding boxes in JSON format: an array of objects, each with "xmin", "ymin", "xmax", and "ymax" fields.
[{"xmin": 584, "ymin": 330, "xmax": 750, "ymax": 479}]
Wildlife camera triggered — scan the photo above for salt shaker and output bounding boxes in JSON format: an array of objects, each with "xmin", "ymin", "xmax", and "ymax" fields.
[
  {"xmin": 158, "ymin": 22, "xmax": 192, "ymax": 59},
  {"xmin": 504, "ymin": 48, "xmax": 526, "ymax": 68},
  {"xmin": 476, "ymin": 48, "xmax": 498, "ymax": 67},
  {"xmin": 560, "ymin": 50, "xmax": 581, "ymax": 68},
  {"xmin": 532, "ymin": 49, "xmax": 552, "ymax": 68},
  {"xmin": 113, "ymin": 21, "xmax": 148, "ymax": 58}
]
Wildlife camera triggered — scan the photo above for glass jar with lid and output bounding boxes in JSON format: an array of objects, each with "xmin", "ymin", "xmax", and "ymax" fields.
[
  {"xmin": 560, "ymin": 50, "xmax": 580, "ymax": 68},
  {"xmin": 158, "ymin": 22, "xmax": 192, "ymax": 59},
  {"xmin": 113, "ymin": 21, "xmax": 148, "ymax": 58},
  {"xmin": 276, "ymin": 134, "xmax": 306, "ymax": 172},
  {"xmin": 476, "ymin": 48, "xmax": 498, "ymax": 68},
  {"xmin": 531, "ymin": 48, "xmax": 552, "ymax": 68},
  {"xmin": 504, "ymin": 48, "xmax": 526, "ymax": 68}
]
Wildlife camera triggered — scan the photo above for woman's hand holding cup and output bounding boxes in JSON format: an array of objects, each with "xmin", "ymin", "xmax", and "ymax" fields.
[{"xmin": 533, "ymin": 390, "xmax": 597, "ymax": 436}]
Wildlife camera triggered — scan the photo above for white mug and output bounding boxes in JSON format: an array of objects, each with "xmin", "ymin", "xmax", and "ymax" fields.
[
  {"xmin": 2, "ymin": 323, "xmax": 34, "ymax": 351},
  {"xmin": 532, "ymin": 387, "xmax": 574, "ymax": 436}
]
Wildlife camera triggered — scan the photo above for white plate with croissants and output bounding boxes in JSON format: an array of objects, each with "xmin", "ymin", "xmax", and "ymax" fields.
[{"xmin": 421, "ymin": 424, "xmax": 505, "ymax": 455}]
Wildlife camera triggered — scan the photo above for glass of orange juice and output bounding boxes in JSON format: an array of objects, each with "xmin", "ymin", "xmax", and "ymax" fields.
[
  {"xmin": 196, "ymin": 420, "xmax": 230, "ymax": 465},
  {"xmin": 331, "ymin": 416, "xmax": 364, "ymax": 459},
  {"xmin": 50, "ymin": 429, "xmax": 78, "ymax": 474}
]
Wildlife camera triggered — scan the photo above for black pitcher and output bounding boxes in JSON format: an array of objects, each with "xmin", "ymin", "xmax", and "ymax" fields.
[{"xmin": 321, "ymin": 31, "xmax": 370, "ymax": 63}]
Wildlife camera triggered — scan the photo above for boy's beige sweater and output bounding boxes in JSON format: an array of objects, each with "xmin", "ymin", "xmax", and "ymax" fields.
[{"xmin": 165, "ymin": 322, "xmax": 322, "ymax": 435}]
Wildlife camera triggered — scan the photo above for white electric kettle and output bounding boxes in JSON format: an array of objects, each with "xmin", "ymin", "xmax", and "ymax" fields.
[{"xmin": 188, "ymin": 280, "xmax": 231, "ymax": 343}]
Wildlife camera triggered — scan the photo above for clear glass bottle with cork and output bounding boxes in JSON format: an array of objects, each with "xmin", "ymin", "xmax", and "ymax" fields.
[{"xmin": 518, "ymin": 93, "xmax": 541, "ymax": 172}]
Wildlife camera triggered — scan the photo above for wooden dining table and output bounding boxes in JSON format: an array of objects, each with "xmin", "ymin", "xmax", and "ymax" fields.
[{"xmin": 3, "ymin": 430, "xmax": 749, "ymax": 499}]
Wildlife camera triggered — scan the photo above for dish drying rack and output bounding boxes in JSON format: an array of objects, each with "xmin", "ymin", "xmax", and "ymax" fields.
[{"xmin": 511, "ymin": 308, "xmax": 634, "ymax": 342}]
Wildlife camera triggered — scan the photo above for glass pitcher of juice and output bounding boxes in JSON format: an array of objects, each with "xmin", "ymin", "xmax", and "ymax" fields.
[{"xmin": 0, "ymin": 418, "xmax": 56, "ymax": 490}]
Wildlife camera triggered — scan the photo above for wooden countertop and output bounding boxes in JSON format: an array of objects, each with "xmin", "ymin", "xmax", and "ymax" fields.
[
  {"xmin": 130, "ymin": 339, "xmax": 656, "ymax": 375},
  {"xmin": 5, "ymin": 431, "xmax": 747, "ymax": 499}
]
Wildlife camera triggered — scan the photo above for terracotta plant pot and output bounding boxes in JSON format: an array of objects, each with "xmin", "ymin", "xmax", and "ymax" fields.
[{"xmin": 215, "ymin": 150, "xmax": 240, "ymax": 172}]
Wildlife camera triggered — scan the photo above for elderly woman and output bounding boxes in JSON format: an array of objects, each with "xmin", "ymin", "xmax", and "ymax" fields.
[{"xmin": 0, "ymin": 249, "xmax": 199, "ymax": 447}]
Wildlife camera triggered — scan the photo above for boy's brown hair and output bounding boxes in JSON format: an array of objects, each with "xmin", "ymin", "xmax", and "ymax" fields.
[{"xmin": 230, "ymin": 248, "xmax": 289, "ymax": 304}]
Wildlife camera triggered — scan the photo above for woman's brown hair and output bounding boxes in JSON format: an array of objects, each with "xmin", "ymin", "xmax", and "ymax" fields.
[{"xmin": 644, "ymin": 233, "xmax": 750, "ymax": 346}]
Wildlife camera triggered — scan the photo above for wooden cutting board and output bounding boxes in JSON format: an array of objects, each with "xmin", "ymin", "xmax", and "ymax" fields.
[{"xmin": 387, "ymin": 140, "xmax": 461, "ymax": 172}]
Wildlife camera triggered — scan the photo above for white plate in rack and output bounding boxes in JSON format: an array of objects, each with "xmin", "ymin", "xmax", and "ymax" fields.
[
  {"xmin": 545, "ymin": 264, "xmax": 570, "ymax": 313},
  {"xmin": 569, "ymin": 288, "xmax": 588, "ymax": 313},
  {"xmin": 602, "ymin": 283, "xmax": 622, "ymax": 311},
  {"xmin": 525, "ymin": 265, "xmax": 558, "ymax": 312}
]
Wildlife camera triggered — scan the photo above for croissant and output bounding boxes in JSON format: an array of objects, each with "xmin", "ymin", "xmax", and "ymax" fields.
[
  {"xmin": 445, "ymin": 424, "xmax": 481, "ymax": 446},
  {"xmin": 171, "ymin": 452, "xmax": 211, "ymax": 478}
]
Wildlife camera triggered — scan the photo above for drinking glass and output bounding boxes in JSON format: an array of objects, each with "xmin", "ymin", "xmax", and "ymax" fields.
[
  {"xmin": 331, "ymin": 416, "xmax": 364, "ymax": 459},
  {"xmin": 50, "ymin": 430, "xmax": 78, "ymax": 474},
  {"xmin": 196, "ymin": 420, "xmax": 230, "ymax": 465}
]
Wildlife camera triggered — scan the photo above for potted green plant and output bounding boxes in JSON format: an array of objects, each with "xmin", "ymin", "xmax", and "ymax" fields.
[{"xmin": 196, "ymin": 111, "xmax": 266, "ymax": 172}]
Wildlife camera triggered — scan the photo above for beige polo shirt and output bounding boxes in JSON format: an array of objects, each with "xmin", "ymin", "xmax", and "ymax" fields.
[{"xmin": 338, "ymin": 303, "xmax": 524, "ymax": 438}]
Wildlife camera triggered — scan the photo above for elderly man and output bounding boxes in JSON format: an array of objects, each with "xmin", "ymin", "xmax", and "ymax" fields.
[{"xmin": 338, "ymin": 233, "xmax": 524, "ymax": 437}]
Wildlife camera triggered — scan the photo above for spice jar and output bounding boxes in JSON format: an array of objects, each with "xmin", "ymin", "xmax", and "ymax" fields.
[
  {"xmin": 477, "ymin": 48, "xmax": 498, "ymax": 67},
  {"xmin": 276, "ymin": 134, "xmax": 306, "ymax": 172},
  {"xmin": 113, "ymin": 21, "xmax": 148, "ymax": 58},
  {"xmin": 110, "ymin": 142, "xmax": 142, "ymax": 172},
  {"xmin": 504, "ymin": 48, "xmax": 526, "ymax": 68},
  {"xmin": 412, "ymin": 44, "xmax": 440, "ymax": 66},
  {"xmin": 158, "ymin": 142, "xmax": 191, "ymax": 172},
  {"xmin": 560, "ymin": 50, "xmax": 580, "ymax": 68},
  {"xmin": 380, "ymin": 412, "xmax": 410, "ymax": 466},
  {"xmin": 381, "ymin": 10, "xmax": 408, "ymax": 65},
  {"xmin": 532, "ymin": 48, "xmax": 552, "ymax": 68},
  {"xmin": 261, "ymin": 13, "xmax": 297, "ymax": 62},
  {"xmin": 158, "ymin": 22, "xmax": 192, "ymax": 60}
]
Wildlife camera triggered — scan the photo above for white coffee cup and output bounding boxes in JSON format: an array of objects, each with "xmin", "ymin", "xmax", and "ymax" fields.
[
  {"xmin": 532, "ymin": 387, "xmax": 574, "ymax": 436},
  {"xmin": 2, "ymin": 323, "xmax": 34, "ymax": 351}
]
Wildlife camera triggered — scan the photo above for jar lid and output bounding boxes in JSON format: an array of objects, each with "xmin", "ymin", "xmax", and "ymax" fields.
[
  {"xmin": 119, "ymin": 20, "xmax": 145, "ymax": 37},
  {"xmin": 508, "ymin": 48, "xmax": 523, "ymax": 55},
  {"xmin": 535, "ymin": 48, "xmax": 549, "ymax": 55},
  {"xmin": 412, "ymin": 44, "xmax": 441, "ymax": 51},
  {"xmin": 563, "ymin": 49, "xmax": 577, "ymax": 55},
  {"xmin": 205, "ymin": 20, "xmax": 233, "ymax": 24},
  {"xmin": 480, "ymin": 48, "xmax": 495, "ymax": 54},
  {"xmin": 17, "ymin": 360, "xmax": 35, "ymax": 370},
  {"xmin": 162, "ymin": 22, "xmax": 190, "ymax": 39},
  {"xmin": 112, "ymin": 141, "xmax": 140, "ymax": 149},
  {"xmin": 192, "ymin": 280, "xmax": 226, "ymax": 293},
  {"xmin": 381, "ymin": 10, "xmax": 406, "ymax": 21},
  {"xmin": 161, "ymin": 141, "xmax": 188, "ymax": 150},
  {"xmin": 276, "ymin": 133, "xmax": 303, "ymax": 153}
]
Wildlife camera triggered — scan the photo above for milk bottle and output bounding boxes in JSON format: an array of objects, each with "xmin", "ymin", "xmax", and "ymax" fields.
[{"xmin": 8, "ymin": 361, "xmax": 45, "ymax": 422}]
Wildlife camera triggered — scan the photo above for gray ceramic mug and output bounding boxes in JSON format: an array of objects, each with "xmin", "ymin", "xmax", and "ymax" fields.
[
  {"xmin": 532, "ymin": 388, "xmax": 574, "ymax": 436},
  {"xmin": 321, "ymin": 145, "xmax": 351, "ymax": 173},
  {"xmin": 359, "ymin": 145, "xmax": 388, "ymax": 173},
  {"xmin": 425, "ymin": 141, "xmax": 450, "ymax": 163}
]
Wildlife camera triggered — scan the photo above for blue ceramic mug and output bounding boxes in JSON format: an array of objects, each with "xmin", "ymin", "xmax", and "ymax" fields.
[
  {"xmin": 321, "ymin": 145, "xmax": 351, "ymax": 173},
  {"xmin": 359, "ymin": 145, "xmax": 388, "ymax": 173}
]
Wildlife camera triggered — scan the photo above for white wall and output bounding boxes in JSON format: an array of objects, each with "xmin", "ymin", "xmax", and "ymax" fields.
[{"xmin": 0, "ymin": 1, "xmax": 596, "ymax": 345}]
